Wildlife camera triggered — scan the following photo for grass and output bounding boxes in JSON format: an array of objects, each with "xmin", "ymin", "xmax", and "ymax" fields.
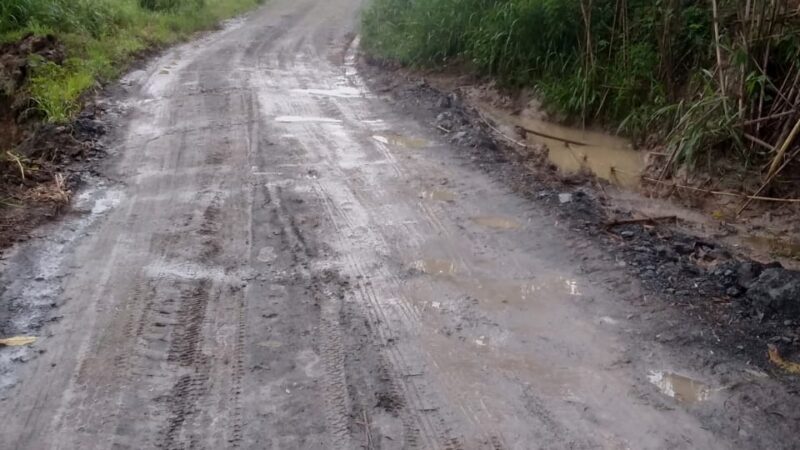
[
  {"xmin": 361, "ymin": 0, "xmax": 800, "ymax": 180},
  {"xmin": 1, "ymin": 0, "xmax": 265, "ymax": 123}
]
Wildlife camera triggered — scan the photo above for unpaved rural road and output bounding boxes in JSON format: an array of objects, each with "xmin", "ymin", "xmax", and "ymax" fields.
[{"xmin": 0, "ymin": 0, "xmax": 795, "ymax": 449}]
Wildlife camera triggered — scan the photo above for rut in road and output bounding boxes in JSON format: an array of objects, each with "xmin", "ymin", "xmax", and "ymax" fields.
[{"xmin": 0, "ymin": 0, "xmax": 789, "ymax": 449}]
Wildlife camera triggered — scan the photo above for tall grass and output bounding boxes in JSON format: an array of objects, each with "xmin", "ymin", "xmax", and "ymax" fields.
[
  {"xmin": 1, "ymin": 0, "xmax": 263, "ymax": 122},
  {"xmin": 362, "ymin": 0, "xmax": 800, "ymax": 186}
]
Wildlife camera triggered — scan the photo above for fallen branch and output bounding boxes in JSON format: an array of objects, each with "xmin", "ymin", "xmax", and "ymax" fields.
[
  {"xmin": 744, "ymin": 133, "xmax": 775, "ymax": 151},
  {"xmin": 478, "ymin": 114, "xmax": 528, "ymax": 149},
  {"xmin": 742, "ymin": 109, "xmax": 796, "ymax": 126},
  {"xmin": 517, "ymin": 126, "xmax": 588, "ymax": 146},
  {"xmin": 643, "ymin": 176, "xmax": 800, "ymax": 203}
]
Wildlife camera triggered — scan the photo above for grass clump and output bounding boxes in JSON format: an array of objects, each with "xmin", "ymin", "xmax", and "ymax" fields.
[{"xmin": 1, "ymin": 0, "xmax": 264, "ymax": 123}]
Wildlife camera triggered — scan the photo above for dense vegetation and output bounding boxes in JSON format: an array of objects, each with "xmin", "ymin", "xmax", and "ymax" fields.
[
  {"xmin": 1, "ymin": 0, "xmax": 263, "ymax": 122},
  {"xmin": 362, "ymin": 0, "xmax": 800, "ymax": 190}
]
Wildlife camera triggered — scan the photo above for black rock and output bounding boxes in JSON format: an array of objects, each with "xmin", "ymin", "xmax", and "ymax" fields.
[
  {"xmin": 673, "ymin": 241, "xmax": 695, "ymax": 255},
  {"xmin": 726, "ymin": 286, "xmax": 742, "ymax": 297},
  {"xmin": 736, "ymin": 261, "xmax": 765, "ymax": 289},
  {"xmin": 745, "ymin": 268, "xmax": 800, "ymax": 317}
]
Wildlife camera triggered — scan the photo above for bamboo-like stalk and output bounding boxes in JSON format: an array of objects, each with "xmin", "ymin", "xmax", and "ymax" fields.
[
  {"xmin": 766, "ymin": 116, "xmax": 800, "ymax": 179},
  {"xmin": 737, "ymin": 143, "xmax": 800, "ymax": 215},
  {"xmin": 711, "ymin": 0, "xmax": 727, "ymax": 99}
]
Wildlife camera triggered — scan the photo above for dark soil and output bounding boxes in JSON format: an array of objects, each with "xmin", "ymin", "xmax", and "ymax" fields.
[
  {"xmin": 0, "ymin": 35, "xmax": 107, "ymax": 252},
  {"xmin": 359, "ymin": 56, "xmax": 800, "ymax": 378}
]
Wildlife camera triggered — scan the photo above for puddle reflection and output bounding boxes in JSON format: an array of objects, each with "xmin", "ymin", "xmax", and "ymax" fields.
[{"xmin": 648, "ymin": 371, "xmax": 712, "ymax": 404}]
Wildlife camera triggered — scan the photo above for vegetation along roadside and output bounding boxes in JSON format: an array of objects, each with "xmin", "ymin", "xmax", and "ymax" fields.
[
  {"xmin": 0, "ymin": 0, "xmax": 264, "ymax": 249},
  {"xmin": 361, "ymin": 0, "xmax": 800, "ymax": 207}
]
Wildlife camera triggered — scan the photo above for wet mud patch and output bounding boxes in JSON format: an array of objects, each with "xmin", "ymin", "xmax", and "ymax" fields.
[
  {"xmin": 0, "ymin": 104, "xmax": 107, "ymax": 252},
  {"xmin": 358, "ymin": 56, "xmax": 800, "ymax": 371},
  {"xmin": 372, "ymin": 133, "xmax": 428, "ymax": 149},
  {"xmin": 359, "ymin": 56, "xmax": 800, "ymax": 448},
  {"xmin": 420, "ymin": 188, "xmax": 456, "ymax": 202},
  {"xmin": 409, "ymin": 259, "xmax": 458, "ymax": 277},
  {"xmin": 0, "ymin": 34, "xmax": 105, "ymax": 251}
]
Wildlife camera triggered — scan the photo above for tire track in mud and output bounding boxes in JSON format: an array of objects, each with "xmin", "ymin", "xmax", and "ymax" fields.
[
  {"xmin": 296, "ymin": 47, "xmax": 560, "ymax": 446},
  {"xmin": 266, "ymin": 181, "xmax": 358, "ymax": 447},
  {"xmin": 279, "ymin": 56, "xmax": 488, "ymax": 446},
  {"xmin": 260, "ymin": 42, "xmax": 462, "ymax": 443},
  {"xmin": 312, "ymin": 179, "xmax": 461, "ymax": 450}
]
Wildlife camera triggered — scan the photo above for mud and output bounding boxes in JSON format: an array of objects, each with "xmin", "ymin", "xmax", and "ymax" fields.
[
  {"xmin": 361, "ymin": 54, "xmax": 800, "ymax": 447},
  {"xmin": 0, "ymin": 33, "xmax": 107, "ymax": 251},
  {"xmin": 0, "ymin": 1, "xmax": 799, "ymax": 449},
  {"xmin": 477, "ymin": 103, "xmax": 643, "ymax": 188}
]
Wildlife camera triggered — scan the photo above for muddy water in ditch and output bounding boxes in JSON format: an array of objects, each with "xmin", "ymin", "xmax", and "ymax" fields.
[{"xmin": 481, "ymin": 105, "xmax": 643, "ymax": 187}]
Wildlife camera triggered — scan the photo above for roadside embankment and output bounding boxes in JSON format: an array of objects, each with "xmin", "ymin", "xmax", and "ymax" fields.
[{"xmin": 0, "ymin": 0, "xmax": 264, "ymax": 249}]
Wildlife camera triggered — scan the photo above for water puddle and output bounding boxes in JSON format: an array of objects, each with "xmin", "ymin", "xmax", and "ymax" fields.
[
  {"xmin": 411, "ymin": 259, "xmax": 458, "ymax": 276},
  {"xmin": 742, "ymin": 234, "xmax": 800, "ymax": 259},
  {"xmin": 461, "ymin": 277, "xmax": 582, "ymax": 307},
  {"xmin": 275, "ymin": 116, "xmax": 342, "ymax": 124},
  {"xmin": 471, "ymin": 216, "xmax": 521, "ymax": 230},
  {"xmin": 648, "ymin": 371, "xmax": 712, "ymax": 404},
  {"xmin": 372, "ymin": 133, "xmax": 428, "ymax": 149},
  {"xmin": 420, "ymin": 189, "xmax": 456, "ymax": 202},
  {"xmin": 291, "ymin": 87, "xmax": 363, "ymax": 98},
  {"xmin": 479, "ymin": 105, "xmax": 643, "ymax": 187}
]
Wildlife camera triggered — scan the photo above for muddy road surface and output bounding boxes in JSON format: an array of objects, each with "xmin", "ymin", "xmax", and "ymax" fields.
[{"xmin": 0, "ymin": 0, "xmax": 797, "ymax": 449}]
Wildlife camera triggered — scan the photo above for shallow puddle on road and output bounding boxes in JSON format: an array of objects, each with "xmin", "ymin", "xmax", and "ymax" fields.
[
  {"xmin": 411, "ymin": 259, "xmax": 458, "ymax": 276},
  {"xmin": 420, "ymin": 189, "xmax": 456, "ymax": 202},
  {"xmin": 648, "ymin": 371, "xmax": 712, "ymax": 404},
  {"xmin": 372, "ymin": 133, "xmax": 428, "ymax": 149},
  {"xmin": 471, "ymin": 216, "xmax": 521, "ymax": 230},
  {"xmin": 460, "ymin": 277, "xmax": 582, "ymax": 308}
]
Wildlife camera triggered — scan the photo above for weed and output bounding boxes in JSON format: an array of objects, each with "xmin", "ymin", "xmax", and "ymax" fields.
[{"xmin": 1, "ymin": 0, "xmax": 263, "ymax": 123}]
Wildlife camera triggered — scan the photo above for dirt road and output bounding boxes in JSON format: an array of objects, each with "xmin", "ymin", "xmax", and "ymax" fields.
[{"xmin": 0, "ymin": 0, "xmax": 797, "ymax": 449}]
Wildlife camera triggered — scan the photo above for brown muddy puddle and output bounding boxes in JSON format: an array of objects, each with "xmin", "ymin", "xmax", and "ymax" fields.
[
  {"xmin": 479, "ymin": 105, "xmax": 643, "ymax": 187},
  {"xmin": 648, "ymin": 371, "xmax": 712, "ymax": 404},
  {"xmin": 420, "ymin": 189, "xmax": 456, "ymax": 202},
  {"xmin": 372, "ymin": 133, "xmax": 428, "ymax": 149},
  {"xmin": 471, "ymin": 216, "xmax": 521, "ymax": 230}
]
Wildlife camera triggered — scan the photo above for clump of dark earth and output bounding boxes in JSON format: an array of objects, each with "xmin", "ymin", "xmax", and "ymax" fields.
[
  {"xmin": 0, "ymin": 34, "xmax": 65, "ymax": 146},
  {"xmin": 1, "ymin": 34, "xmax": 108, "ymax": 252},
  {"xmin": 745, "ymin": 268, "xmax": 800, "ymax": 318},
  {"xmin": 359, "ymin": 56, "xmax": 800, "ymax": 373}
]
